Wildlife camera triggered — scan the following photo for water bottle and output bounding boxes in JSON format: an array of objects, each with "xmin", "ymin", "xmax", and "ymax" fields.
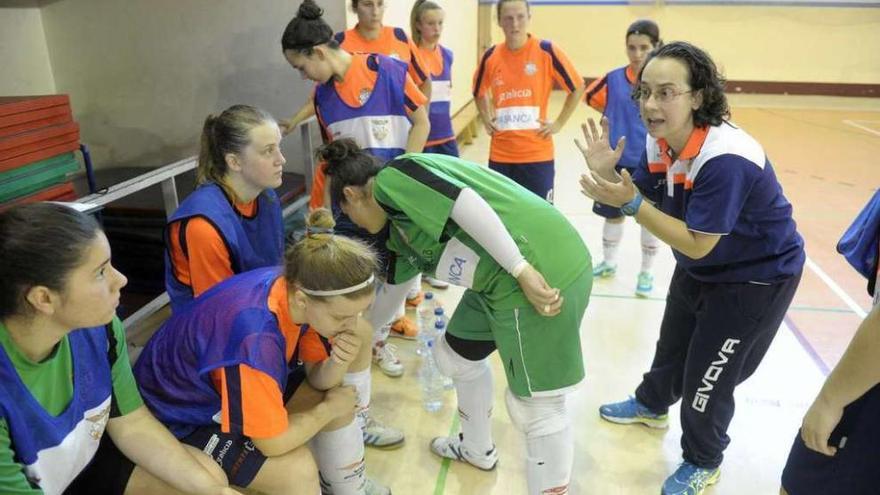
[
  {"xmin": 416, "ymin": 292, "xmax": 436, "ymax": 356},
  {"xmin": 420, "ymin": 339, "xmax": 444, "ymax": 412},
  {"xmin": 433, "ymin": 307, "xmax": 446, "ymax": 328},
  {"xmin": 430, "ymin": 318, "xmax": 455, "ymax": 390}
]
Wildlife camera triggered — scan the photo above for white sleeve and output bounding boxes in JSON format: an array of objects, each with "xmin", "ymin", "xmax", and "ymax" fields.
[{"xmin": 449, "ymin": 188, "xmax": 527, "ymax": 276}]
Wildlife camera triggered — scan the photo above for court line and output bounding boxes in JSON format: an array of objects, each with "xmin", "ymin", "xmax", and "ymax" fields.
[
  {"xmin": 433, "ymin": 412, "xmax": 461, "ymax": 495},
  {"xmin": 843, "ymin": 119, "xmax": 880, "ymax": 137},
  {"xmin": 804, "ymin": 255, "xmax": 868, "ymax": 319},
  {"xmin": 784, "ymin": 315, "xmax": 831, "ymax": 375}
]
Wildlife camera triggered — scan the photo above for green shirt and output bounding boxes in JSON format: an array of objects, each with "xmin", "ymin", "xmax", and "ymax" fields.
[
  {"xmin": 0, "ymin": 317, "xmax": 143, "ymax": 494},
  {"xmin": 374, "ymin": 153, "xmax": 591, "ymax": 309}
]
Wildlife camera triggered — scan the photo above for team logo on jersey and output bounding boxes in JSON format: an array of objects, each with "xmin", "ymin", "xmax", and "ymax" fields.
[
  {"xmin": 86, "ymin": 403, "xmax": 110, "ymax": 439},
  {"xmin": 493, "ymin": 74, "xmax": 505, "ymax": 87},
  {"xmin": 524, "ymin": 62, "xmax": 537, "ymax": 76},
  {"xmin": 371, "ymin": 117, "xmax": 391, "ymax": 142},
  {"xmin": 358, "ymin": 88, "xmax": 372, "ymax": 105}
]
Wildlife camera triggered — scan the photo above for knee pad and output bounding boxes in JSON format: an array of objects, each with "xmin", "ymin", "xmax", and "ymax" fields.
[
  {"xmin": 434, "ymin": 336, "xmax": 489, "ymax": 382},
  {"xmin": 504, "ymin": 389, "xmax": 569, "ymax": 439}
]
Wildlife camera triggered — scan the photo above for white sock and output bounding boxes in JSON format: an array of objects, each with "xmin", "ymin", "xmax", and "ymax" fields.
[
  {"xmin": 406, "ymin": 274, "xmax": 422, "ymax": 299},
  {"xmin": 312, "ymin": 421, "xmax": 366, "ymax": 495},
  {"xmin": 640, "ymin": 225, "xmax": 659, "ymax": 273},
  {"xmin": 525, "ymin": 425, "xmax": 574, "ymax": 495},
  {"xmin": 602, "ymin": 220, "xmax": 624, "ymax": 266},
  {"xmin": 455, "ymin": 361, "xmax": 495, "ymax": 456},
  {"xmin": 343, "ymin": 369, "xmax": 371, "ymax": 434},
  {"xmin": 367, "ymin": 277, "xmax": 414, "ymax": 346}
]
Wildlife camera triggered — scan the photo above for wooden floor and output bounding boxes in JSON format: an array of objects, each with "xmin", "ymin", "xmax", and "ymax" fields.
[{"xmin": 364, "ymin": 93, "xmax": 880, "ymax": 494}]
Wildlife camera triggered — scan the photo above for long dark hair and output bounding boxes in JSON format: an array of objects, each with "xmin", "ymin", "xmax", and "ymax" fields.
[
  {"xmin": 317, "ymin": 139, "xmax": 383, "ymax": 205},
  {"xmin": 636, "ymin": 41, "xmax": 730, "ymax": 128},
  {"xmin": 0, "ymin": 203, "xmax": 103, "ymax": 318}
]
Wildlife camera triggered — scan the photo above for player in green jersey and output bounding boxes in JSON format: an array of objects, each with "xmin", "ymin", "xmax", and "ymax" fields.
[{"xmin": 319, "ymin": 138, "xmax": 592, "ymax": 494}]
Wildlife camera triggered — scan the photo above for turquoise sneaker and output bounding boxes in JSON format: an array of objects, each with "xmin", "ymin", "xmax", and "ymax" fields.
[
  {"xmin": 599, "ymin": 396, "xmax": 668, "ymax": 428},
  {"xmin": 662, "ymin": 462, "xmax": 720, "ymax": 495},
  {"xmin": 636, "ymin": 271, "xmax": 654, "ymax": 297},
  {"xmin": 592, "ymin": 261, "xmax": 618, "ymax": 278}
]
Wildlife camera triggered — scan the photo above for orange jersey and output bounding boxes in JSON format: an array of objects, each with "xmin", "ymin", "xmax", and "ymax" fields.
[
  {"xmin": 585, "ymin": 65, "xmax": 636, "ymax": 113},
  {"xmin": 309, "ymin": 54, "xmax": 428, "ymax": 209},
  {"xmin": 473, "ymin": 36, "xmax": 583, "ymax": 163},
  {"xmin": 167, "ymin": 199, "xmax": 257, "ymax": 297},
  {"xmin": 210, "ymin": 277, "xmax": 330, "ymax": 439},
  {"xmin": 334, "ymin": 26, "xmax": 429, "ymax": 87}
]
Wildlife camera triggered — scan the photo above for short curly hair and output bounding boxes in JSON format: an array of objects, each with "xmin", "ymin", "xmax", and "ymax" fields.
[{"xmin": 636, "ymin": 41, "xmax": 730, "ymax": 128}]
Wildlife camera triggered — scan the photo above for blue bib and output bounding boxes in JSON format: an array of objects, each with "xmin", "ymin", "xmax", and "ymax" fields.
[{"xmin": 164, "ymin": 183, "xmax": 284, "ymax": 312}]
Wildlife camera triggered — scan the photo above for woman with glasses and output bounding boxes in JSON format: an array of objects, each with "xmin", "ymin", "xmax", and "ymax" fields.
[
  {"xmin": 578, "ymin": 41, "xmax": 804, "ymax": 495},
  {"xmin": 584, "ymin": 19, "xmax": 663, "ymax": 298}
]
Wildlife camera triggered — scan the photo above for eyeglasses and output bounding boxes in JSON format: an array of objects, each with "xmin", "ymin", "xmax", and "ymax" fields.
[{"xmin": 634, "ymin": 86, "xmax": 693, "ymax": 104}]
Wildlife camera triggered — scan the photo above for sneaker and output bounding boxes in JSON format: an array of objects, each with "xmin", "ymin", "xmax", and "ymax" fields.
[
  {"xmin": 388, "ymin": 316, "xmax": 419, "ymax": 340},
  {"xmin": 636, "ymin": 271, "xmax": 654, "ymax": 298},
  {"xmin": 599, "ymin": 396, "xmax": 668, "ymax": 428},
  {"xmin": 363, "ymin": 416, "xmax": 405, "ymax": 450},
  {"xmin": 429, "ymin": 433, "xmax": 498, "ymax": 471},
  {"xmin": 321, "ymin": 477, "xmax": 392, "ymax": 495},
  {"xmin": 405, "ymin": 291, "xmax": 424, "ymax": 308},
  {"xmin": 661, "ymin": 462, "xmax": 720, "ymax": 495},
  {"xmin": 592, "ymin": 261, "xmax": 618, "ymax": 278},
  {"xmin": 424, "ymin": 276, "xmax": 450, "ymax": 289},
  {"xmin": 372, "ymin": 342, "xmax": 404, "ymax": 377}
]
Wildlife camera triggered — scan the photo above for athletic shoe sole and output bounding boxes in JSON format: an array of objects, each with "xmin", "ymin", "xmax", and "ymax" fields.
[{"xmin": 600, "ymin": 412, "xmax": 669, "ymax": 429}]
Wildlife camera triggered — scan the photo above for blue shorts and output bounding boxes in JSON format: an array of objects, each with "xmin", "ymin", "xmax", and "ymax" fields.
[
  {"xmin": 781, "ymin": 384, "xmax": 880, "ymax": 494},
  {"xmin": 424, "ymin": 139, "xmax": 460, "ymax": 157},
  {"xmin": 593, "ymin": 201, "xmax": 624, "ymax": 219},
  {"xmin": 178, "ymin": 365, "xmax": 309, "ymax": 488},
  {"xmin": 488, "ymin": 160, "xmax": 554, "ymax": 203}
]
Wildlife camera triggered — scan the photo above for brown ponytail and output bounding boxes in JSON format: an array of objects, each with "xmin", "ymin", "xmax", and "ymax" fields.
[
  {"xmin": 196, "ymin": 104, "xmax": 276, "ymax": 201},
  {"xmin": 284, "ymin": 208, "xmax": 378, "ymax": 300}
]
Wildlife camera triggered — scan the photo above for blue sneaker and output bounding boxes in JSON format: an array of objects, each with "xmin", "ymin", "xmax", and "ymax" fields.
[
  {"xmin": 662, "ymin": 462, "xmax": 720, "ymax": 494},
  {"xmin": 592, "ymin": 261, "xmax": 618, "ymax": 278},
  {"xmin": 636, "ymin": 271, "xmax": 654, "ymax": 298},
  {"xmin": 599, "ymin": 396, "xmax": 668, "ymax": 428}
]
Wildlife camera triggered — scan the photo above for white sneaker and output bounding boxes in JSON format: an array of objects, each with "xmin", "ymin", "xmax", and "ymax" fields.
[
  {"xmin": 372, "ymin": 342, "xmax": 404, "ymax": 377},
  {"xmin": 424, "ymin": 276, "xmax": 450, "ymax": 289},
  {"xmin": 430, "ymin": 433, "xmax": 498, "ymax": 471},
  {"xmin": 363, "ymin": 416, "xmax": 405, "ymax": 449}
]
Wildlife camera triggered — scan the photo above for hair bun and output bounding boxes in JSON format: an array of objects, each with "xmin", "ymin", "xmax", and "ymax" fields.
[
  {"xmin": 298, "ymin": 0, "xmax": 324, "ymax": 21},
  {"xmin": 306, "ymin": 207, "xmax": 336, "ymax": 231},
  {"xmin": 316, "ymin": 138, "xmax": 361, "ymax": 171}
]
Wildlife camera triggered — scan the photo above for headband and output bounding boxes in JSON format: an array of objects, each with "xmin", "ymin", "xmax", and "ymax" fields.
[{"xmin": 299, "ymin": 274, "xmax": 375, "ymax": 297}]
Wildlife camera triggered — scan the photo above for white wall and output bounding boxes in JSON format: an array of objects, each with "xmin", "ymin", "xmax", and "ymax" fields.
[
  {"xmin": 38, "ymin": 0, "xmax": 346, "ymax": 171},
  {"xmin": 0, "ymin": 5, "xmax": 56, "ymax": 95}
]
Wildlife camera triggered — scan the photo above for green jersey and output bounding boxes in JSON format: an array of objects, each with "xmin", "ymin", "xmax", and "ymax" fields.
[
  {"xmin": 374, "ymin": 153, "xmax": 591, "ymax": 309},
  {"xmin": 0, "ymin": 317, "xmax": 142, "ymax": 494}
]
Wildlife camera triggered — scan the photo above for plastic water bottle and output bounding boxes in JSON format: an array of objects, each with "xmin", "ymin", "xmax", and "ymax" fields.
[
  {"xmin": 416, "ymin": 292, "xmax": 436, "ymax": 356},
  {"xmin": 420, "ymin": 340, "xmax": 444, "ymax": 412},
  {"xmin": 433, "ymin": 307, "xmax": 446, "ymax": 328},
  {"xmin": 431, "ymin": 318, "xmax": 455, "ymax": 390}
]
